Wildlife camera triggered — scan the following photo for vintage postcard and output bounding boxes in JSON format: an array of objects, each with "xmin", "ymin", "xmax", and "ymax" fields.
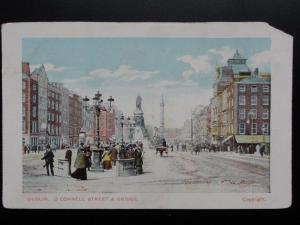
[{"xmin": 2, "ymin": 22, "xmax": 292, "ymax": 209}]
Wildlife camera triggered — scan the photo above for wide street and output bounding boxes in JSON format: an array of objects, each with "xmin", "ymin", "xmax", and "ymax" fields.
[{"xmin": 23, "ymin": 144, "xmax": 270, "ymax": 193}]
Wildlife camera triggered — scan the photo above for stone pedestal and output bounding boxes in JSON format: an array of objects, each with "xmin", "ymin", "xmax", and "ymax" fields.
[
  {"xmin": 116, "ymin": 159, "xmax": 137, "ymax": 176},
  {"xmin": 57, "ymin": 159, "xmax": 70, "ymax": 177},
  {"xmin": 90, "ymin": 149, "xmax": 104, "ymax": 172}
]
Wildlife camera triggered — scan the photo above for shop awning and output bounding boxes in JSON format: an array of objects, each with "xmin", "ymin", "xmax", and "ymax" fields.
[
  {"xmin": 222, "ymin": 135, "xmax": 234, "ymax": 144},
  {"xmin": 235, "ymin": 135, "xmax": 270, "ymax": 144}
]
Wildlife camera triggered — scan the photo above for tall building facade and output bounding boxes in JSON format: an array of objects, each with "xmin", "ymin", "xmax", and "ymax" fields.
[
  {"xmin": 31, "ymin": 64, "xmax": 48, "ymax": 145},
  {"xmin": 233, "ymin": 71, "xmax": 271, "ymax": 137},
  {"xmin": 22, "ymin": 62, "xmax": 31, "ymax": 146},
  {"xmin": 69, "ymin": 93, "xmax": 82, "ymax": 147},
  {"xmin": 30, "ymin": 77, "xmax": 39, "ymax": 147},
  {"xmin": 207, "ymin": 50, "xmax": 271, "ymax": 152},
  {"xmin": 47, "ymin": 82, "xmax": 62, "ymax": 147},
  {"xmin": 50, "ymin": 82, "xmax": 70, "ymax": 147}
]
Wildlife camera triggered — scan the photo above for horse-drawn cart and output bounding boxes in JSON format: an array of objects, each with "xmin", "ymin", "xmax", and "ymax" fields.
[{"xmin": 156, "ymin": 146, "xmax": 168, "ymax": 157}]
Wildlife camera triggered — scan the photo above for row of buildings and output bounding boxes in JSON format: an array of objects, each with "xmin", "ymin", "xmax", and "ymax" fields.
[
  {"xmin": 22, "ymin": 62, "xmax": 116, "ymax": 149},
  {"xmin": 190, "ymin": 50, "xmax": 271, "ymax": 153}
]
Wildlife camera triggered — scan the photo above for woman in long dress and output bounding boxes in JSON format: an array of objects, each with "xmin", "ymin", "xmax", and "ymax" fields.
[
  {"xmin": 71, "ymin": 148, "xmax": 87, "ymax": 180},
  {"xmin": 102, "ymin": 150, "xmax": 112, "ymax": 170}
]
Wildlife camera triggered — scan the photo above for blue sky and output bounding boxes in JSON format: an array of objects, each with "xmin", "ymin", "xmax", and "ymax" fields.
[{"xmin": 23, "ymin": 38, "xmax": 271, "ymax": 128}]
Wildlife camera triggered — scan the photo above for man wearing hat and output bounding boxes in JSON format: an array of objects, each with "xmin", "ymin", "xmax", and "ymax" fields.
[{"xmin": 41, "ymin": 145, "xmax": 55, "ymax": 176}]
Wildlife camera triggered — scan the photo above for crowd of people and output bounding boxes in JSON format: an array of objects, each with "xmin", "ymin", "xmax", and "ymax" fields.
[
  {"xmin": 23, "ymin": 143, "xmax": 59, "ymax": 154},
  {"xmin": 40, "ymin": 141, "xmax": 144, "ymax": 180}
]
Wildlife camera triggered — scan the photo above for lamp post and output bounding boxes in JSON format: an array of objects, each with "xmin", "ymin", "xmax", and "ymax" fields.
[
  {"xmin": 120, "ymin": 114, "xmax": 125, "ymax": 144},
  {"xmin": 107, "ymin": 96, "xmax": 114, "ymax": 111},
  {"xmin": 83, "ymin": 91, "xmax": 114, "ymax": 172},
  {"xmin": 246, "ymin": 111, "xmax": 255, "ymax": 154},
  {"xmin": 127, "ymin": 117, "xmax": 135, "ymax": 144},
  {"xmin": 261, "ymin": 126, "xmax": 268, "ymax": 155}
]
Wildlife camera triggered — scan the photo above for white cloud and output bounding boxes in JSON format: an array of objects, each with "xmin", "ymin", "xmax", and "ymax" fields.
[
  {"xmin": 89, "ymin": 65, "xmax": 159, "ymax": 81},
  {"xmin": 30, "ymin": 63, "xmax": 68, "ymax": 73},
  {"xmin": 182, "ymin": 70, "xmax": 195, "ymax": 80},
  {"xmin": 149, "ymin": 79, "xmax": 198, "ymax": 88},
  {"xmin": 248, "ymin": 50, "xmax": 271, "ymax": 69},
  {"xmin": 177, "ymin": 54, "xmax": 212, "ymax": 73},
  {"xmin": 208, "ymin": 46, "xmax": 236, "ymax": 64}
]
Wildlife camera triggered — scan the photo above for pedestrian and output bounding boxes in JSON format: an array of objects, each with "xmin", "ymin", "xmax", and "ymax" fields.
[
  {"xmin": 171, "ymin": 145, "xmax": 174, "ymax": 152},
  {"xmin": 37, "ymin": 145, "xmax": 41, "ymax": 154},
  {"xmin": 71, "ymin": 147, "xmax": 87, "ymax": 180},
  {"xmin": 85, "ymin": 146, "xmax": 92, "ymax": 171},
  {"xmin": 41, "ymin": 145, "xmax": 55, "ymax": 176},
  {"xmin": 134, "ymin": 147, "xmax": 143, "ymax": 174},
  {"xmin": 102, "ymin": 150, "xmax": 112, "ymax": 170},
  {"xmin": 119, "ymin": 145, "xmax": 126, "ymax": 159},
  {"xmin": 65, "ymin": 147, "xmax": 72, "ymax": 175},
  {"xmin": 109, "ymin": 145, "xmax": 118, "ymax": 166},
  {"xmin": 259, "ymin": 145, "xmax": 265, "ymax": 157}
]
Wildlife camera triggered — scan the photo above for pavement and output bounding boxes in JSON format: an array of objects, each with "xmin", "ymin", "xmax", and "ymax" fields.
[{"xmin": 23, "ymin": 146, "xmax": 270, "ymax": 193}]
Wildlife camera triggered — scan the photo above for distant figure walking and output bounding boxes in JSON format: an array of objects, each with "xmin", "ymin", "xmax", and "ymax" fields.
[
  {"xmin": 259, "ymin": 145, "xmax": 265, "ymax": 157},
  {"xmin": 41, "ymin": 145, "xmax": 55, "ymax": 176},
  {"xmin": 65, "ymin": 147, "xmax": 72, "ymax": 175}
]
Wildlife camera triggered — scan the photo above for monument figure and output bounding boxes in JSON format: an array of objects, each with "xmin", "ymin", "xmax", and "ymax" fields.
[{"xmin": 136, "ymin": 95, "xmax": 142, "ymax": 111}]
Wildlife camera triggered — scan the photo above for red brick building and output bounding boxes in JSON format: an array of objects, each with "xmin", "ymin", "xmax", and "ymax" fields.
[
  {"xmin": 47, "ymin": 82, "xmax": 62, "ymax": 148},
  {"xmin": 69, "ymin": 93, "xmax": 82, "ymax": 147},
  {"xmin": 22, "ymin": 62, "xmax": 31, "ymax": 147},
  {"xmin": 234, "ymin": 74, "xmax": 271, "ymax": 137},
  {"xmin": 30, "ymin": 77, "xmax": 39, "ymax": 148},
  {"xmin": 93, "ymin": 106, "xmax": 116, "ymax": 144}
]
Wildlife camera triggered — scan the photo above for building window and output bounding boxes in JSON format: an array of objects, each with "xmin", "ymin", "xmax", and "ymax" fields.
[
  {"xmin": 32, "ymin": 106, "xmax": 36, "ymax": 118},
  {"xmin": 263, "ymin": 109, "xmax": 269, "ymax": 119},
  {"xmin": 33, "ymin": 95, "xmax": 36, "ymax": 103},
  {"xmin": 22, "ymin": 81, "xmax": 26, "ymax": 90},
  {"xmin": 262, "ymin": 123, "xmax": 269, "ymax": 135},
  {"xmin": 251, "ymin": 123, "xmax": 257, "ymax": 135},
  {"xmin": 239, "ymin": 95, "xmax": 246, "ymax": 105},
  {"xmin": 239, "ymin": 85, "xmax": 246, "ymax": 92},
  {"xmin": 263, "ymin": 96, "xmax": 269, "ymax": 105},
  {"xmin": 22, "ymin": 93, "xmax": 25, "ymax": 103},
  {"xmin": 32, "ymin": 84, "xmax": 36, "ymax": 91},
  {"xmin": 263, "ymin": 85, "xmax": 270, "ymax": 93},
  {"xmin": 239, "ymin": 123, "xmax": 245, "ymax": 134},
  {"xmin": 48, "ymin": 113, "xmax": 50, "ymax": 121},
  {"xmin": 52, "ymin": 113, "xmax": 54, "ymax": 122},
  {"xmin": 250, "ymin": 109, "xmax": 257, "ymax": 119},
  {"xmin": 239, "ymin": 108, "xmax": 245, "ymax": 119},
  {"xmin": 251, "ymin": 95, "xmax": 257, "ymax": 105},
  {"xmin": 251, "ymin": 85, "xmax": 257, "ymax": 93}
]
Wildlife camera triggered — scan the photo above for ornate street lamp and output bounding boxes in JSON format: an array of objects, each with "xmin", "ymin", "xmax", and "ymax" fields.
[
  {"xmin": 107, "ymin": 95, "xmax": 115, "ymax": 111},
  {"xmin": 246, "ymin": 111, "xmax": 255, "ymax": 153},
  {"xmin": 120, "ymin": 114, "xmax": 125, "ymax": 144},
  {"xmin": 82, "ymin": 91, "xmax": 107, "ymax": 172}
]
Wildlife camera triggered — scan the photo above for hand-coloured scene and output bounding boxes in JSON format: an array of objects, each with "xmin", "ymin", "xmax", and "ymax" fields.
[{"xmin": 22, "ymin": 38, "xmax": 271, "ymax": 193}]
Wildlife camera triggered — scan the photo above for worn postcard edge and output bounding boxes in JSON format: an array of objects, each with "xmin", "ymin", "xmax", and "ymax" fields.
[{"xmin": 1, "ymin": 22, "xmax": 293, "ymax": 209}]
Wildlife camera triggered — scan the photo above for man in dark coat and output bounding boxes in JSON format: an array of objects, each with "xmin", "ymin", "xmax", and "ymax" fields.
[
  {"xmin": 134, "ymin": 148, "xmax": 143, "ymax": 174},
  {"xmin": 41, "ymin": 145, "xmax": 55, "ymax": 176},
  {"xmin": 65, "ymin": 147, "xmax": 72, "ymax": 175}
]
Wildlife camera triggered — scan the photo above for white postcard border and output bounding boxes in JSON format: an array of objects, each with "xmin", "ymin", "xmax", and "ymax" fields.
[{"xmin": 2, "ymin": 22, "xmax": 292, "ymax": 209}]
